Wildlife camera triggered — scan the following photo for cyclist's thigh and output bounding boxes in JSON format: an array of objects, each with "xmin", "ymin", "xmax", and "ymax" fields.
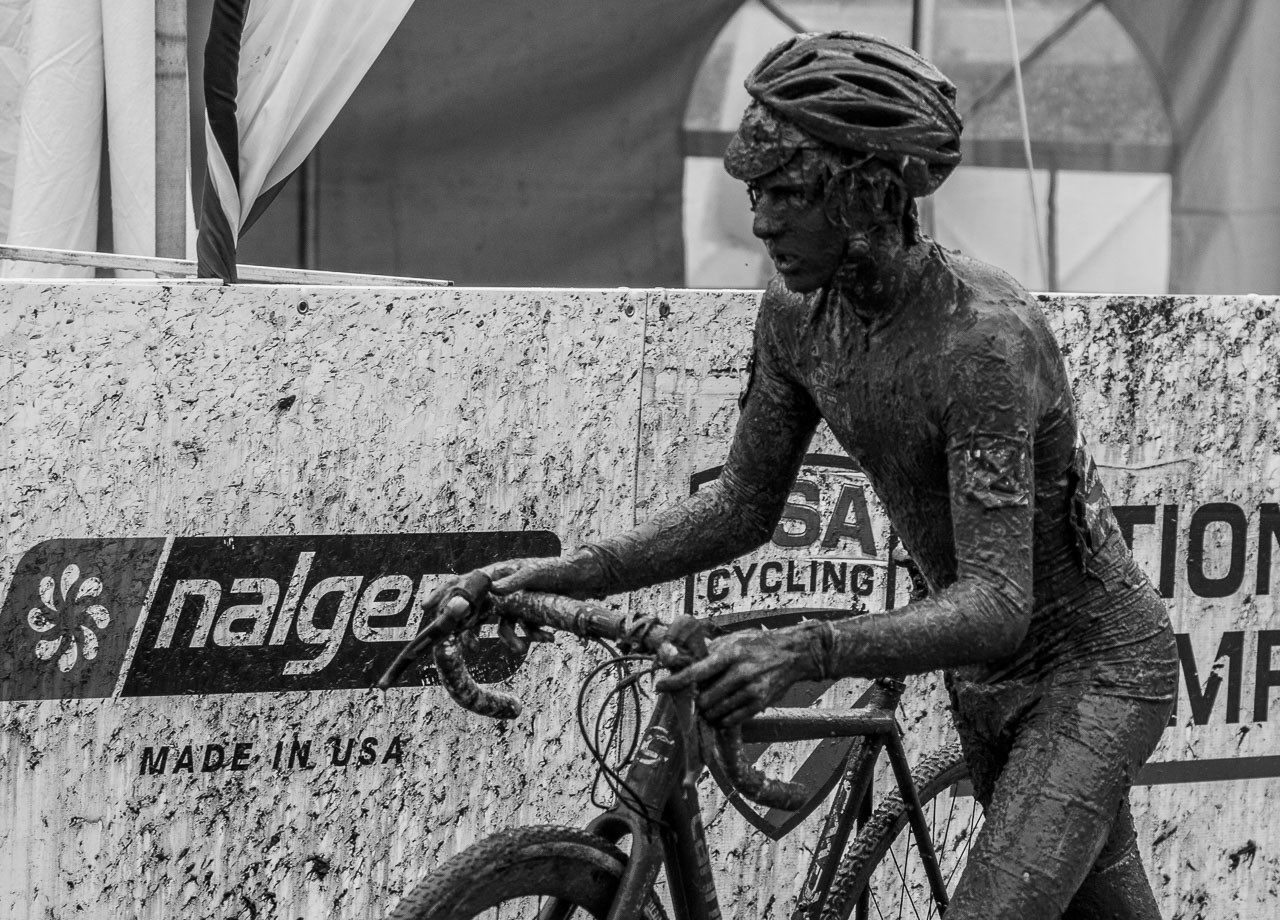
[
  {"xmin": 945, "ymin": 684, "xmax": 1168, "ymax": 920},
  {"xmin": 1062, "ymin": 799, "xmax": 1162, "ymax": 920}
]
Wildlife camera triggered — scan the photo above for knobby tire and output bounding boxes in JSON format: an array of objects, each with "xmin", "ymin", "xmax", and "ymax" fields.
[
  {"xmin": 823, "ymin": 741, "xmax": 981, "ymax": 920},
  {"xmin": 387, "ymin": 825, "xmax": 666, "ymax": 920}
]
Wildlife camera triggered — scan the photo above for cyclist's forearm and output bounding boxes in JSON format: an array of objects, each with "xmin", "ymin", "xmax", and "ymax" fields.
[
  {"xmin": 804, "ymin": 579, "xmax": 1030, "ymax": 679},
  {"xmin": 580, "ymin": 478, "xmax": 780, "ymax": 595}
]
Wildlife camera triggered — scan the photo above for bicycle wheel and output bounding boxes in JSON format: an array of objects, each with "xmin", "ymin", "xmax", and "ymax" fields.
[
  {"xmin": 823, "ymin": 741, "xmax": 982, "ymax": 920},
  {"xmin": 387, "ymin": 825, "xmax": 667, "ymax": 920}
]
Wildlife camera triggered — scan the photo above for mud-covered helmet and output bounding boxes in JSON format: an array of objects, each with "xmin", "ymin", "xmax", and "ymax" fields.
[{"xmin": 724, "ymin": 31, "xmax": 962, "ymax": 197}]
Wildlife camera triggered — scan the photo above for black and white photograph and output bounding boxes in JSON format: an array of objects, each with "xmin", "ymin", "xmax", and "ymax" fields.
[{"xmin": 0, "ymin": 2, "xmax": 1276, "ymax": 918}]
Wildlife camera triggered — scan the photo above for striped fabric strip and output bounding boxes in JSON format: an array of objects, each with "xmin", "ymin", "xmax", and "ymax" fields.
[
  {"xmin": 197, "ymin": 0, "xmax": 249, "ymax": 281},
  {"xmin": 196, "ymin": 0, "xmax": 416, "ymax": 281}
]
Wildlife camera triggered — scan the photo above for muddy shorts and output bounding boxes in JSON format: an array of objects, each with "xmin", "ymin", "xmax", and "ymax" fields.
[{"xmin": 943, "ymin": 624, "xmax": 1178, "ymax": 920}]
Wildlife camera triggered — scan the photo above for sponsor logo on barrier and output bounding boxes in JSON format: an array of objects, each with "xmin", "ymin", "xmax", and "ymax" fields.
[
  {"xmin": 0, "ymin": 531, "xmax": 559, "ymax": 702},
  {"xmin": 136, "ymin": 734, "xmax": 408, "ymax": 775},
  {"xmin": 684, "ymin": 454, "xmax": 910, "ymax": 837},
  {"xmin": 27, "ymin": 563, "xmax": 112, "ymax": 673},
  {"xmin": 684, "ymin": 455, "xmax": 1280, "ymax": 811},
  {"xmin": 684, "ymin": 453, "xmax": 912, "ymax": 624},
  {"xmin": 1116, "ymin": 501, "xmax": 1280, "ymax": 736},
  {"xmin": 1115, "ymin": 502, "xmax": 1280, "ymax": 599}
]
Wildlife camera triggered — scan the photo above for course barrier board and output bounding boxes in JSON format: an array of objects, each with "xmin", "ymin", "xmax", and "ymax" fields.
[{"xmin": 1, "ymin": 282, "xmax": 1277, "ymax": 918}]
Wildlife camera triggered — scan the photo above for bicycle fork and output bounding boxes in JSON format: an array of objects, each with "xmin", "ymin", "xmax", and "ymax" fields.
[
  {"xmin": 793, "ymin": 733, "xmax": 884, "ymax": 920},
  {"xmin": 569, "ymin": 695, "xmax": 725, "ymax": 920}
]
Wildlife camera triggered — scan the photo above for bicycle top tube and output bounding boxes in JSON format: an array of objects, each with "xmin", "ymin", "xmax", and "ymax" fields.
[{"xmin": 742, "ymin": 707, "xmax": 897, "ymax": 743}]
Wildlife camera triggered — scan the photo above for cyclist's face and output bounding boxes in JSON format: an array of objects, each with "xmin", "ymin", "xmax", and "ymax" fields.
[{"xmin": 748, "ymin": 158, "xmax": 845, "ymax": 294}]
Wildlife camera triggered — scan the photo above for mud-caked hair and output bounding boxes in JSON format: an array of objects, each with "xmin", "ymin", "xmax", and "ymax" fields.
[{"xmin": 801, "ymin": 146, "xmax": 923, "ymax": 246}]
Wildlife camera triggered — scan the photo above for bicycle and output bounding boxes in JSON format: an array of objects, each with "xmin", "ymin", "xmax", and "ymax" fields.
[{"xmin": 375, "ymin": 590, "xmax": 982, "ymax": 920}]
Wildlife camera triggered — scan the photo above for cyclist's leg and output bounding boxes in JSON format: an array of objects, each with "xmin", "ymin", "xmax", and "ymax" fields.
[
  {"xmin": 1061, "ymin": 798, "xmax": 1161, "ymax": 919},
  {"xmin": 944, "ymin": 676, "xmax": 1170, "ymax": 920}
]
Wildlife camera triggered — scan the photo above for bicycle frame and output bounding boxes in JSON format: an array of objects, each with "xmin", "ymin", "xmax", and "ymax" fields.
[
  {"xmin": 379, "ymin": 592, "xmax": 954, "ymax": 920},
  {"xmin": 561, "ymin": 678, "xmax": 951, "ymax": 920}
]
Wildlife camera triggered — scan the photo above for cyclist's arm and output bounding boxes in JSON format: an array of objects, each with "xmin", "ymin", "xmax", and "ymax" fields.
[
  {"xmin": 573, "ymin": 285, "xmax": 822, "ymax": 595},
  {"xmin": 664, "ymin": 317, "xmax": 1040, "ymax": 722},
  {"xmin": 806, "ymin": 321, "xmax": 1038, "ymax": 677}
]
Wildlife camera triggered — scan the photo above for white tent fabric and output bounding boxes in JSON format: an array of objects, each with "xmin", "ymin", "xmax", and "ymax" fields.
[
  {"xmin": 2, "ymin": 0, "xmax": 102, "ymax": 277},
  {"xmin": 0, "ymin": 0, "xmax": 30, "ymax": 241},
  {"xmin": 101, "ymin": 0, "xmax": 165, "ymax": 276},
  {"xmin": 0, "ymin": 0, "xmax": 194, "ymax": 279}
]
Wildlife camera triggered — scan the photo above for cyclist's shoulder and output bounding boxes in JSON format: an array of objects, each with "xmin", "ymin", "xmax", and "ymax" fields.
[{"xmin": 941, "ymin": 251, "xmax": 1061, "ymax": 367}]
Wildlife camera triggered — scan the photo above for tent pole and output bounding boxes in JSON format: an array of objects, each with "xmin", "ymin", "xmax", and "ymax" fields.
[
  {"xmin": 911, "ymin": 0, "xmax": 937, "ymax": 59},
  {"xmin": 155, "ymin": 0, "xmax": 188, "ymax": 259},
  {"xmin": 300, "ymin": 149, "xmax": 321, "ymax": 270},
  {"xmin": 912, "ymin": 0, "xmax": 938, "ymax": 238}
]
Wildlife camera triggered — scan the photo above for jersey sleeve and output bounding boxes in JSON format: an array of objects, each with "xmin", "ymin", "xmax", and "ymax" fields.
[
  {"xmin": 722, "ymin": 278, "xmax": 823, "ymax": 508},
  {"xmin": 936, "ymin": 318, "xmax": 1038, "ymax": 639}
]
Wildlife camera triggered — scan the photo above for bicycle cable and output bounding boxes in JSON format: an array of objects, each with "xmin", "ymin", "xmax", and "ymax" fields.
[{"xmin": 576, "ymin": 642, "xmax": 665, "ymax": 821}]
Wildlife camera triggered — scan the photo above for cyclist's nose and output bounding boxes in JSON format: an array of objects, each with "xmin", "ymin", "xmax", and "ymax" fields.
[{"xmin": 752, "ymin": 204, "xmax": 782, "ymax": 241}]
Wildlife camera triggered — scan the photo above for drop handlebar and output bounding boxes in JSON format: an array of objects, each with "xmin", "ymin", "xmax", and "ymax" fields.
[{"xmin": 376, "ymin": 590, "xmax": 807, "ymax": 811}]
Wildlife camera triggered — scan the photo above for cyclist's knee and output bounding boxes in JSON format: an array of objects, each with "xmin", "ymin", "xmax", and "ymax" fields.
[
  {"xmin": 1091, "ymin": 798, "xmax": 1138, "ymax": 873},
  {"xmin": 1064, "ymin": 840, "xmax": 1163, "ymax": 920}
]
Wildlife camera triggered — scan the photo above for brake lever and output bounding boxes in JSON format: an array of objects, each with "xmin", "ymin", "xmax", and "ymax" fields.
[{"xmin": 375, "ymin": 576, "xmax": 489, "ymax": 690}]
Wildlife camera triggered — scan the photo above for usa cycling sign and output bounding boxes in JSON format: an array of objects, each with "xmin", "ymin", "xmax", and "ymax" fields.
[
  {"xmin": 0, "ymin": 531, "xmax": 558, "ymax": 701},
  {"xmin": 683, "ymin": 453, "xmax": 912, "ymax": 838}
]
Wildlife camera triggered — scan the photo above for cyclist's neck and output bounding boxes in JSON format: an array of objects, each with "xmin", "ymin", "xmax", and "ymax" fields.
[{"xmin": 831, "ymin": 237, "xmax": 942, "ymax": 326}]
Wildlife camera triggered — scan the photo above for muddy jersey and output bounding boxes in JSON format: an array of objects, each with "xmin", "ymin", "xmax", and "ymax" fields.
[{"xmin": 743, "ymin": 244, "xmax": 1170, "ymax": 688}]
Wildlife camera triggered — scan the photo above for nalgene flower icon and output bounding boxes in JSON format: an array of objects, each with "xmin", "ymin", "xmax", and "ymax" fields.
[{"xmin": 27, "ymin": 564, "xmax": 110, "ymax": 672}]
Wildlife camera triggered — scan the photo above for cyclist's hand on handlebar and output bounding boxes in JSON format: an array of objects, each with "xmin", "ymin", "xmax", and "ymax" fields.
[
  {"xmin": 419, "ymin": 551, "xmax": 604, "ymax": 653},
  {"xmin": 656, "ymin": 627, "xmax": 822, "ymax": 727},
  {"xmin": 487, "ymin": 549, "xmax": 605, "ymax": 598}
]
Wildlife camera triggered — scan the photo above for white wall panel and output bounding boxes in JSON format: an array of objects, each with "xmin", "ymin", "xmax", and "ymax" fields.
[{"xmin": 1, "ymin": 281, "xmax": 1277, "ymax": 918}]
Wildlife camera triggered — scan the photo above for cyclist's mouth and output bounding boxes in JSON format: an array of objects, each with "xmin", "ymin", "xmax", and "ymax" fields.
[{"xmin": 771, "ymin": 251, "xmax": 798, "ymax": 273}]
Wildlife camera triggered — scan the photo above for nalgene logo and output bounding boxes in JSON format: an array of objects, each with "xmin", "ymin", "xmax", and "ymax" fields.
[
  {"xmin": 0, "ymin": 531, "xmax": 558, "ymax": 701},
  {"xmin": 152, "ymin": 551, "xmax": 437, "ymax": 675}
]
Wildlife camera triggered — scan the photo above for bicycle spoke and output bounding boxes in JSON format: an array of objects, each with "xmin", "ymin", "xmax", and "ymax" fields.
[
  {"xmin": 859, "ymin": 768, "xmax": 985, "ymax": 920},
  {"xmin": 461, "ymin": 893, "xmax": 595, "ymax": 920}
]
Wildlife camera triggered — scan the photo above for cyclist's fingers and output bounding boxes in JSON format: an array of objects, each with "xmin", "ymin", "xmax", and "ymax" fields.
[
  {"xmin": 655, "ymin": 651, "xmax": 730, "ymax": 692},
  {"xmin": 715, "ymin": 703, "xmax": 760, "ymax": 728},
  {"xmin": 696, "ymin": 670, "xmax": 752, "ymax": 721},
  {"xmin": 490, "ymin": 564, "xmax": 537, "ymax": 595},
  {"xmin": 453, "ymin": 570, "xmax": 493, "ymax": 605},
  {"xmin": 442, "ymin": 595, "xmax": 472, "ymax": 621},
  {"xmin": 458, "ymin": 627, "xmax": 482, "ymax": 656},
  {"xmin": 498, "ymin": 617, "xmax": 528, "ymax": 654},
  {"xmin": 483, "ymin": 559, "xmax": 530, "ymax": 592},
  {"xmin": 700, "ymin": 684, "xmax": 765, "ymax": 726},
  {"xmin": 521, "ymin": 623, "xmax": 555, "ymax": 643},
  {"xmin": 418, "ymin": 582, "xmax": 450, "ymax": 617}
]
